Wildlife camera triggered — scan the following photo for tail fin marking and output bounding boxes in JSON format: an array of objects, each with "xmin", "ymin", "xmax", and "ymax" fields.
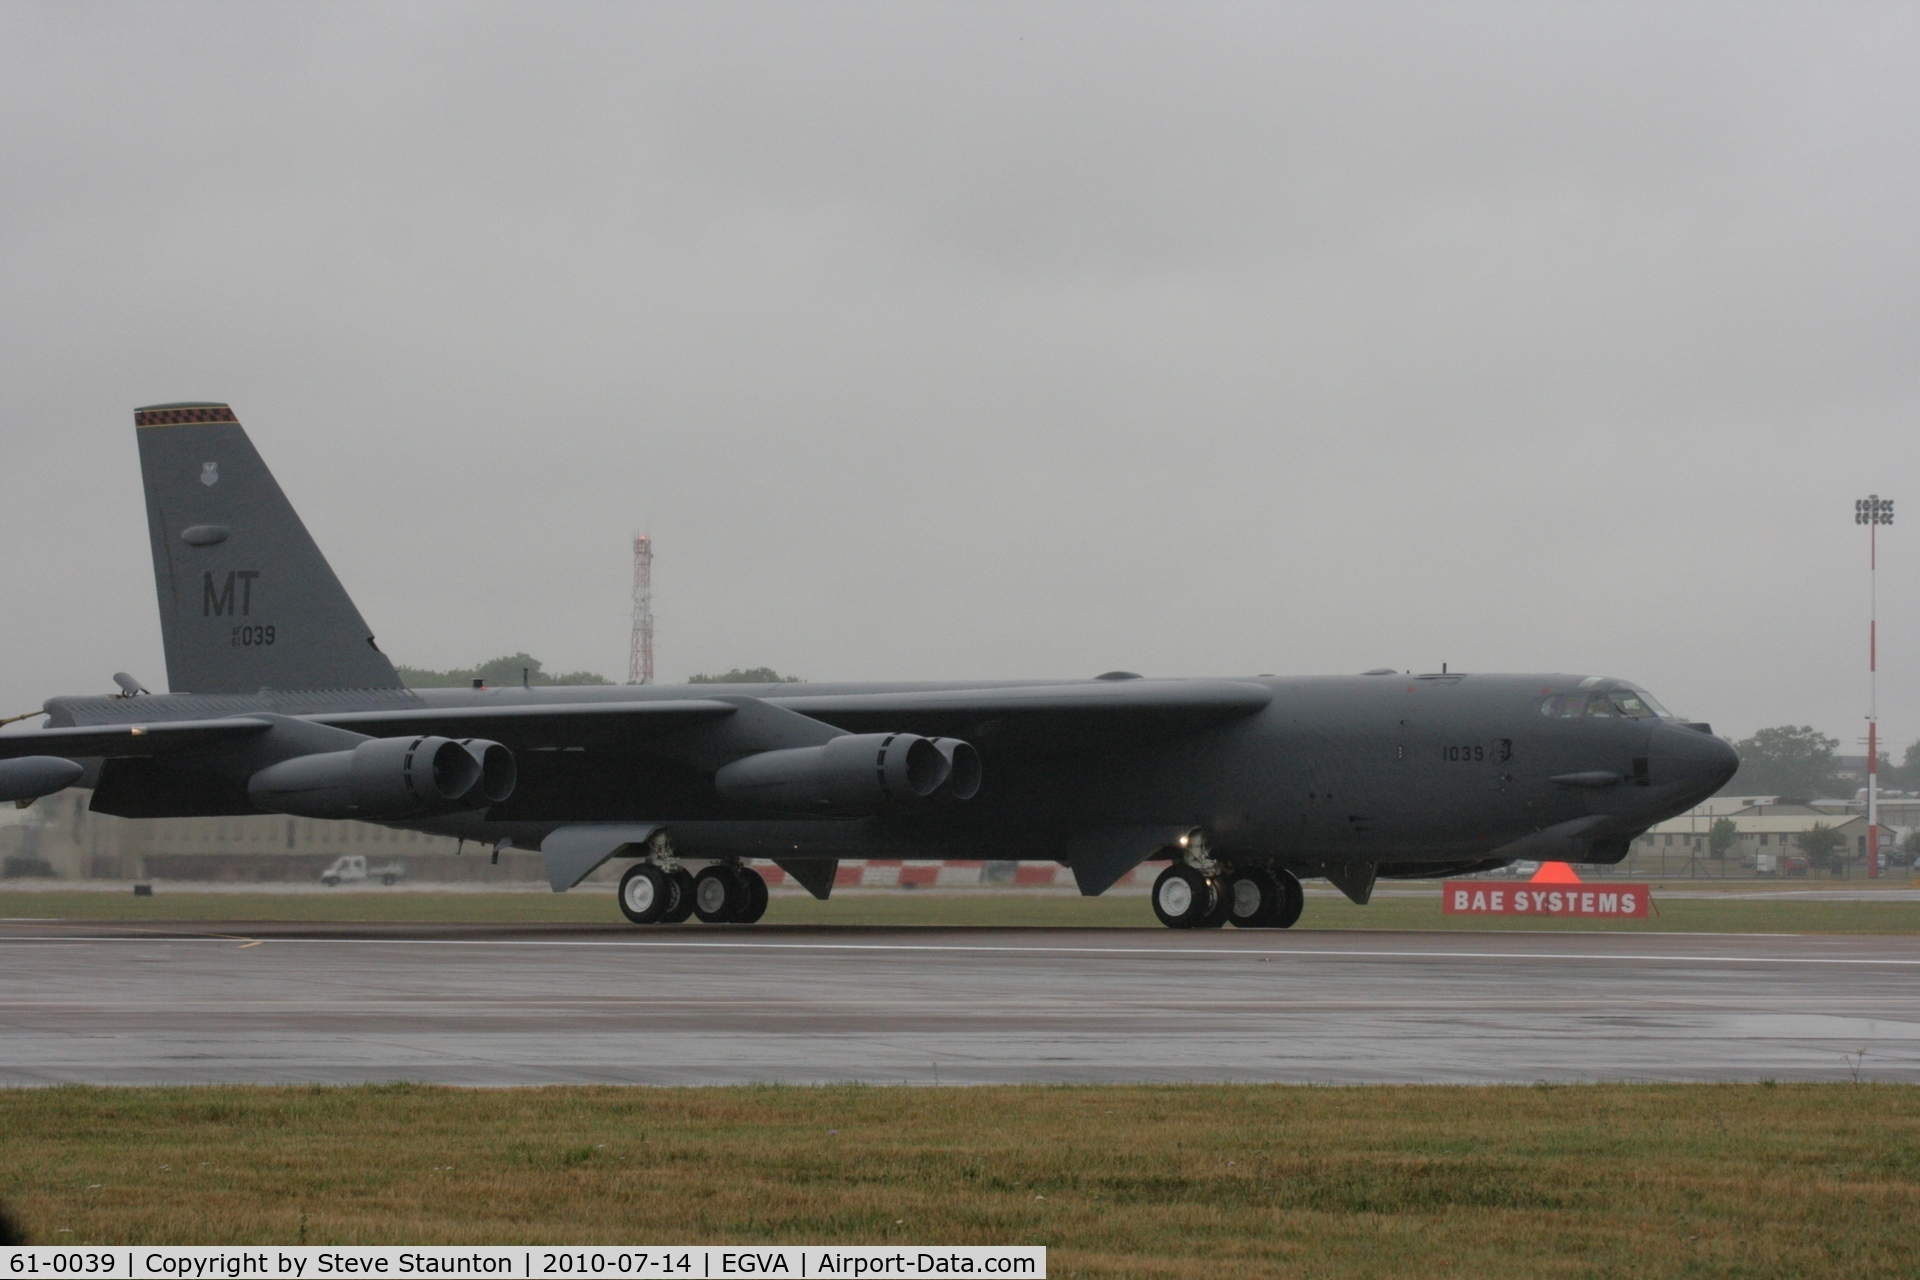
[{"xmin": 135, "ymin": 402, "xmax": 403, "ymax": 695}]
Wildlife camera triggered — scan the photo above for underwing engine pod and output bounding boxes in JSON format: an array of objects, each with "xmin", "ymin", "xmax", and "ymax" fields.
[
  {"xmin": 930, "ymin": 738, "xmax": 982, "ymax": 800},
  {"xmin": 714, "ymin": 732, "xmax": 965, "ymax": 814},
  {"xmin": 459, "ymin": 738, "xmax": 518, "ymax": 804},
  {"xmin": 247, "ymin": 735, "xmax": 513, "ymax": 819}
]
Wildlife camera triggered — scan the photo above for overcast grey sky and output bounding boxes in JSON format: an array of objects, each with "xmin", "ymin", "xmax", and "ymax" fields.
[{"xmin": 2, "ymin": 2, "xmax": 1915, "ymax": 747}]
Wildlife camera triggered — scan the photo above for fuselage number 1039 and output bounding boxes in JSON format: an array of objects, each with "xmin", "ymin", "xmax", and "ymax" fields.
[{"xmin": 1443, "ymin": 740, "xmax": 1512, "ymax": 764}]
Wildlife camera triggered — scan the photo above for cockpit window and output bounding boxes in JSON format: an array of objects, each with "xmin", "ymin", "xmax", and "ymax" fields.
[
  {"xmin": 1623, "ymin": 685, "xmax": 1672, "ymax": 717},
  {"xmin": 1608, "ymin": 691, "xmax": 1657, "ymax": 719},
  {"xmin": 1541, "ymin": 685, "xmax": 1672, "ymax": 719}
]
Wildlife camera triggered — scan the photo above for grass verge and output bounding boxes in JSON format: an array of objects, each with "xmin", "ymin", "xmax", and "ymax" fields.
[
  {"xmin": 3, "ymin": 888, "xmax": 1919, "ymax": 933},
  {"xmin": 2, "ymin": 1083, "xmax": 1916, "ymax": 1277}
]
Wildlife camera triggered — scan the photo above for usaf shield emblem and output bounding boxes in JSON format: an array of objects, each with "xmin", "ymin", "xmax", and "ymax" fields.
[{"xmin": 201, "ymin": 461, "xmax": 219, "ymax": 487}]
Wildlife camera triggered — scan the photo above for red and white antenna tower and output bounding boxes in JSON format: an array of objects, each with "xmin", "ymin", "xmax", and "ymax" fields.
[{"xmin": 628, "ymin": 534, "xmax": 654, "ymax": 685}]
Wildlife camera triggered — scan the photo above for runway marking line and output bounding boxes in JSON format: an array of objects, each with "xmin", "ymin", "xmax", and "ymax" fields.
[{"xmin": 3, "ymin": 934, "xmax": 1919, "ymax": 967}]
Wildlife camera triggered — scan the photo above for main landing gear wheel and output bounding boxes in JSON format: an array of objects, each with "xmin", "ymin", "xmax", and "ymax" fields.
[
  {"xmin": 735, "ymin": 866, "xmax": 769, "ymax": 924},
  {"xmin": 1194, "ymin": 875, "xmax": 1232, "ymax": 928},
  {"xmin": 618, "ymin": 863, "xmax": 671, "ymax": 925},
  {"xmin": 1272, "ymin": 866, "xmax": 1305, "ymax": 929},
  {"xmin": 1152, "ymin": 864, "xmax": 1216, "ymax": 929},
  {"xmin": 1225, "ymin": 868, "xmax": 1280, "ymax": 928},
  {"xmin": 692, "ymin": 865, "xmax": 771, "ymax": 924},
  {"xmin": 660, "ymin": 867, "xmax": 697, "ymax": 924}
]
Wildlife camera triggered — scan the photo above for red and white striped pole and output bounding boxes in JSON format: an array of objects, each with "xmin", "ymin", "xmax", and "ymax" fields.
[{"xmin": 1856, "ymin": 495, "xmax": 1894, "ymax": 877}]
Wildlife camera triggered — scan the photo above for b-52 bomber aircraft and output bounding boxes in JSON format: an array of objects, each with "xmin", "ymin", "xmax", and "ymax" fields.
[{"xmin": 0, "ymin": 404, "xmax": 1739, "ymax": 928}]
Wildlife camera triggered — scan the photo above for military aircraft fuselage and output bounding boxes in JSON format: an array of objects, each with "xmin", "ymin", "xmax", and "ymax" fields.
[{"xmin": 44, "ymin": 670, "xmax": 1734, "ymax": 873}]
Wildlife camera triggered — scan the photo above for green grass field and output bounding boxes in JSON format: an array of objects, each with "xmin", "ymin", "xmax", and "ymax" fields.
[
  {"xmin": 4, "ymin": 1083, "xmax": 1917, "ymax": 1277},
  {"xmin": 4, "ymin": 886, "xmax": 1919, "ymax": 933}
]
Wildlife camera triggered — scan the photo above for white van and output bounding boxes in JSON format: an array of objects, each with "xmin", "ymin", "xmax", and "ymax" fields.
[{"xmin": 319, "ymin": 854, "xmax": 406, "ymax": 887}]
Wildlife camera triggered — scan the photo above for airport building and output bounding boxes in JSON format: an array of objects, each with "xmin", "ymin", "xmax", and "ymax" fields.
[{"xmin": 1635, "ymin": 796, "xmax": 1906, "ymax": 873}]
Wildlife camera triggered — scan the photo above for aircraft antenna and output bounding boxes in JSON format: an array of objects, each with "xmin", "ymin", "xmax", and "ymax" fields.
[{"xmin": 628, "ymin": 534, "xmax": 654, "ymax": 685}]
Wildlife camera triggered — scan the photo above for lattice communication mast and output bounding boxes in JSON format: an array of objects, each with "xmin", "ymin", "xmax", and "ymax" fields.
[{"xmin": 628, "ymin": 534, "xmax": 654, "ymax": 685}]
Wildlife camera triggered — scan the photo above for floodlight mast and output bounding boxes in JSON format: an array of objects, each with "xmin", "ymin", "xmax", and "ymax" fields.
[
  {"xmin": 628, "ymin": 534, "xmax": 654, "ymax": 686},
  {"xmin": 1855, "ymin": 495, "xmax": 1894, "ymax": 877}
]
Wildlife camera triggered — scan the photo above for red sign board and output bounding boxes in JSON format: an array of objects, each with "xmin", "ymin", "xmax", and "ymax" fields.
[{"xmin": 1442, "ymin": 882, "xmax": 1650, "ymax": 918}]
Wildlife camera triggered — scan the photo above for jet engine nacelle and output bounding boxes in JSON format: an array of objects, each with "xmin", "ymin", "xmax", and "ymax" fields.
[
  {"xmin": 246, "ymin": 735, "xmax": 515, "ymax": 820},
  {"xmin": 714, "ymin": 732, "xmax": 977, "ymax": 813},
  {"xmin": 0, "ymin": 756, "xmax": 85, "ymax": 804}
]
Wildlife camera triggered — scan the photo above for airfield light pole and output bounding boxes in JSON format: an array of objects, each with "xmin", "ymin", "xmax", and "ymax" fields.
[
  {"xmin": 1856, "ymin": 495, "xmax": 1894, "ymax": 877},
  {"xmin": 629, "ymin": 534, "xmax": 654, "ymax": 686}
]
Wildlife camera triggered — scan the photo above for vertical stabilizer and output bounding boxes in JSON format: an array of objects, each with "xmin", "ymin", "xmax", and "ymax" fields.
[{"xmin": 135, "ymin": 403, "xmax": 403, "ymax": 694}]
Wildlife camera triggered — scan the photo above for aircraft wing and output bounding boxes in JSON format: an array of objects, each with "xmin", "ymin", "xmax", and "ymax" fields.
[
  {"xmin": 305, "ymin": 699, "xmax": 739, "ymax": 749},
  {"xmin": 0, "ymin": 717, "xmax": 274, "ymax": 759},
  {"xmin": 767, "ymin": 679, "xmax": 1273, "ymax": 749}
]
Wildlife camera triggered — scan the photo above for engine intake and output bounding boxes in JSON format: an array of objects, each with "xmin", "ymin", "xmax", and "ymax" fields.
[
  {"xmin": 715, "ymin": 732, "xmax": 972, "ymax": 814},
  {"xmin": 247, "ymin": 736, "xmax": 513, "ymax": 820}
]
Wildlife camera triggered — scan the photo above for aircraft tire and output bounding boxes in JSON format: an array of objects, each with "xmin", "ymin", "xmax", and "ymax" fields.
[
  {"xmin": 660, "ymin": 868, "xmax": 697, "ymax": 924},
  {"xmin": 1151, "ymin": 864, "xmax": 1214, "ymax": 929},
  {"xmin": 734, "ymin": 867, "xmax": 769, "ymax": 924},
  {"xmin": 618, "ymin": 863, "xmax": 672, "ymax": 925},
  {"xmin": 1195, "ymin": 878, "xmax": 1232, "ymax": 928},
  {"xmin": 1272, "ymin": 867, "xmax": 1305, "ymax": 929},
  {"xmin": 1225, "ymin": 868, "xmax": 1281, "ymax": 928},
  {"xmin": 692, "ymin": 864, "xmax": 744, "ymax": 923}
]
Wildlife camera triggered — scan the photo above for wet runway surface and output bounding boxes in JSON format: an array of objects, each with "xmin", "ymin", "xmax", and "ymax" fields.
[{"xmin": 3, "ymin": 922, "xmax": 1918, "ymax": 1086}]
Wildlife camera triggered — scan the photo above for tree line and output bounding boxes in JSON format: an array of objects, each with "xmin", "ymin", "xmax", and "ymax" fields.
[
  {"xmin": 397, "ymin": 657, "xmax": 800, "ymax": 689},
  {"xmin": 1722, "ymin": 725, "xmax": 1920, "ymax": 799}
]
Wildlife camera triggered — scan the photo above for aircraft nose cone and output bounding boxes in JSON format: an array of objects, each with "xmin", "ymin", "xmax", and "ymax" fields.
[{"xmin": 1649, "ymin": 722, "xmax": 1740, "ymax": 798}]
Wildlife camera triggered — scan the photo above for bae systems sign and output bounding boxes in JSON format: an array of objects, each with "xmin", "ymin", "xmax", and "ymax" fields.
[{"xmin": 1442, "ymin": 882, "xmax": 1650, "ymax": 918}]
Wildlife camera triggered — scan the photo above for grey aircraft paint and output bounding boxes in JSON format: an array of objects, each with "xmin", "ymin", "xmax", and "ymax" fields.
[{"xmin": 0, "ymin": 405, "xmax": 1739, "ymax": 927}]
